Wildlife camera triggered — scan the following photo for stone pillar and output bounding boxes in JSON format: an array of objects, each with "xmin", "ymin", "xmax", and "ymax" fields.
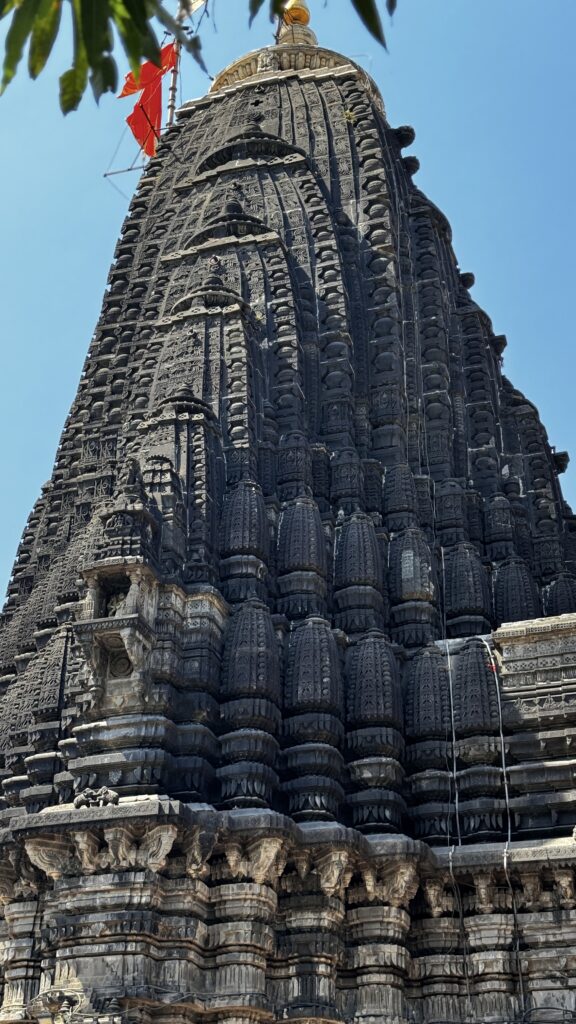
[
  {"xmin": 210, "ymin": 881, "xmax": 278, "ymax": 1018},
  {"xmin": 0, "ymin": 902, "xmax": 40, "ymax": 1023},
  {"xmin": 346, "ymin": 905, "xmax": 409, "ymax": 1024}
]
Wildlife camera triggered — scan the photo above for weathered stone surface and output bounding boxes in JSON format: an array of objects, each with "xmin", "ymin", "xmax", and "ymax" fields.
[{"xmin": 0, "ymin": 7, "xmax": 575, "ymax": 1023}]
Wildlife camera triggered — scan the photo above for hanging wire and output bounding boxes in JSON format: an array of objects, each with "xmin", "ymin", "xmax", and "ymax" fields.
[
  {"xmin": 442, "ymin": 636, "xmax": 472, "ymax": 1015},
  {"xmin": 103, "ymin": 28, "xmax": 169, "ymax": 175},
  {"xmin": 103, "ymin": 3, "xmax": 216, "ymax": 185},
  {"xmin": 104, "ymin": 175, "xmax": 131, "ymax": 201},
  {"xmin": 192, "ymin": 0, "xmax": 211, "ymax": 33},
  {"xmin": 438, "ymin": 540, "xmax": 475, "ymax": 1015},
  {"xmin": 447, "ymin": 844, "xmax": 474, "ymax": 1016},
  {"xmin": 105, "ymin": 124, "xmax": 129, "ymax": 175},
  {"xmin": 478, "ymin": 635, "xmax": 527, "ymax": 1014}
]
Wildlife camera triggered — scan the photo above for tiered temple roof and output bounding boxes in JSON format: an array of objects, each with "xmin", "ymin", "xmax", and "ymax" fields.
[{"xmin": 1, "ymin": 8, "xmax": 576, "ymax": 1023}]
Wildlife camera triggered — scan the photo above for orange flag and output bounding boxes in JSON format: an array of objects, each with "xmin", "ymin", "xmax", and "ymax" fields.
[{"xmin": 119, "ymin": 43, "xmax": 177, "ymax": 158}]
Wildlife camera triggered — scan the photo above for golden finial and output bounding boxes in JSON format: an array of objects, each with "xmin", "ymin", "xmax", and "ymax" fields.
[{"xmin": 282, "ymin": 0, "xmax": 311, "ymax": 27}]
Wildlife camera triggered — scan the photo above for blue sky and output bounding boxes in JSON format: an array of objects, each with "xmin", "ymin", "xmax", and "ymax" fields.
[{"xmin": 1, "ymin": 0, "xmax": 575, "ymax": 594}]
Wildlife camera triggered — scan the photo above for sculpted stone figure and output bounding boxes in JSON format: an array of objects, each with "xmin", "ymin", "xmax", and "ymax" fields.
[
  {"xmin": 106, "ymin": 593, "xmax": 127, "ymax": 618},
  {"xmin": 73, "ymin": 787, "xmax": 120, "ymax": 809}
]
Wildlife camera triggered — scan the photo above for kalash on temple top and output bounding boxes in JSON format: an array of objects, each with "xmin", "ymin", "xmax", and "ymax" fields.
[{"xmin": 209, "ymin": 0, "xmax": 382, "ymax": 93}]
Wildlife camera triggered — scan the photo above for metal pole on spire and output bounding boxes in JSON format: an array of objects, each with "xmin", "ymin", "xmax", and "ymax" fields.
[{"xmin": 166, "ymin": 0, "xmax": 208, "ymax": 128}]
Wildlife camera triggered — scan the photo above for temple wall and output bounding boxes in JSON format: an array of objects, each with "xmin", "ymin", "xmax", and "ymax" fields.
[{"xmin": 0, "ymin": 25, "xmax": 575, "ymax": 1024}]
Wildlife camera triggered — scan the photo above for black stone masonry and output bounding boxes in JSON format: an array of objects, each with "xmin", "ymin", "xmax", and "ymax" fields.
[{"xmin": 1, "ymin": 11, "xmax": 576, "ymax": 1024}]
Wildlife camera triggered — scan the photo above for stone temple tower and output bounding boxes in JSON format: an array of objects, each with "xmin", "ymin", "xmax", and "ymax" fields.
[{"xmin": 2, "ymin": 5, "xmax": 576, "ymax": 1023}]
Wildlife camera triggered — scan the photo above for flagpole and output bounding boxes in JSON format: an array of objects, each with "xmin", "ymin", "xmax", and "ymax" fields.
[
  {"xmin": 166, "ymin": 1, "xmax": 187, "ymax": 129},
  {"xmin": 166, "ymin": 46, "xmax": 180, "ymax": 128}
]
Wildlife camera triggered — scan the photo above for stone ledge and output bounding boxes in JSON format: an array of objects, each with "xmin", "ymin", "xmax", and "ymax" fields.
[
  {"xmin": 495, "ymin": 612, "xmax": 576, "ymax": 643},
  {"xmin": 435, "ymin": 835, "xmax": 576, "ymax": 870}
]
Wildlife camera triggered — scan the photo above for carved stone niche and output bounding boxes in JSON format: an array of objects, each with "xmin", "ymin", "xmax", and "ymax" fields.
[
  {"xmin": 79, "ymin": 569, "xmax": 126, "ymax": 622},
  {"xmin": 73, "ymin": 569, "xmax": 156, "ymax": 706},
  {"xmin": 80, "ymin": 566, "xmax": 157, "ymax": 627}
]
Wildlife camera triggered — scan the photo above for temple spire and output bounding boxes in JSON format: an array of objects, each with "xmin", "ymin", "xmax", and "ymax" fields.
[
  {"xmin": 278, "ymin": 0, "xmax": 317, "ymax": 46},
  {"xmin": 2, "ymin": 13, "xmax": 576, "ymax": 1022}
]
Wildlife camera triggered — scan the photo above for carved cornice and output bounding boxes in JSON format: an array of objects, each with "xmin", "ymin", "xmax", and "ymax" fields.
[
  {"xmin": 210, "ymin": 45, "xmax": 356, "ymax": 93},
  {"xmin": 6, "ymin": 801, "xmax": 424, "ymax": 910}
]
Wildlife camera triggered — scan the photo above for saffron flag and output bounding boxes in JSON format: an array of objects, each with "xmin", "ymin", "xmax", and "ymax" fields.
[{"xmin": 119, "ymin": 43, "xmax": 177, "ymax": 158}]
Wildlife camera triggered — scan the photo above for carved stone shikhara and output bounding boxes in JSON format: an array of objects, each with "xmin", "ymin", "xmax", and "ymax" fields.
[{"xmin": 1, "ymin": 15, "xmax": 576, "ymax": 1024}]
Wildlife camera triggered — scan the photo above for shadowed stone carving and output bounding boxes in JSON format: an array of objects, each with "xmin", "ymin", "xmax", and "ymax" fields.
[{"xmin": 0, "ymin": 8, "xmax": 575, "ymax": 1023}]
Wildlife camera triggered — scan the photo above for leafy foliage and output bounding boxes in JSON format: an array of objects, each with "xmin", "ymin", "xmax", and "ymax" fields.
[
  {"xmin": 248, "ymin": 0, "xmax": 285, "ymax": 26},
  {"xmin": 350, "ymin": 0, "xmax": 396, "ymax": 47},
  {"xmin": 0, "ymin": 0, "xmax": 395, "ymax": 114}
]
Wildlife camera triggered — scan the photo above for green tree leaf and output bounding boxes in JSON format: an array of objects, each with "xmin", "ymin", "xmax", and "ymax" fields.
[
  {"xmin": 59, "ymin": 0, "xmax": 88, "ymax": 111},
  {"xmin": 154, "ymin": 3, "xmax": 207, "ymax": 72},
  {"xmin": 248, "ymin": 0, "xmax": 266, "ymax": 26},
  {"xmin": 1, "ymin": 0, "xmax": 42, "ymax": 93},
  {"xmin": 0, "ymin": 0, "xmax": 399, "ymax": 111},
  {"xmin": 183, "ymin": 33, "xmax": 207, "ymax": 75},
  {"xmin": 90, "ymin": 51, "xmax": 117, "ymax": 102},
  {"xmin": 122, "ymin": 0, "xmax": 160, "ymax": 64},
  {"xmin": 79, "ymin": 0, "xmax": 118, "ymax": 103},
  {"xmin": 350, "ymin": 0, "xmax": 386, "ymax": 47},
  {"xmin": 59, "ymin": 59, "xmax": 86, "ymax": 111},
  {"xmin": 109, "ymin": 0, "xmax": 159, "ymax": 76},
  {"xmin": 28, "ymin": 0, "xmax": 62, "ymax": 78},
  {"xmin": 0, "ymin": 1, "xmax": 21, "ymax": 18},
  {"xmin": 79, "ymin": 0, "xmax": 112, "ymax": 68}
]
